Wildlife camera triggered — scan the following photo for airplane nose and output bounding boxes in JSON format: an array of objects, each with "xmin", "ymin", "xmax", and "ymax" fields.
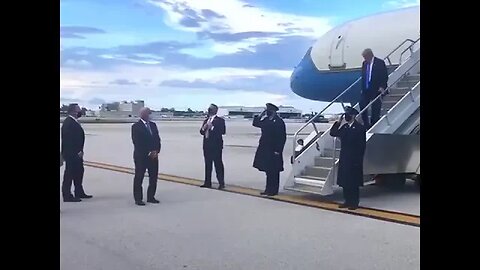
[
  {"xmin": 290, "ymin": 47, "xmax": 313, "ymax": 94},
  {"xmin": 290, "ymin": 66, "xmax": 303, "ymax": 90}
]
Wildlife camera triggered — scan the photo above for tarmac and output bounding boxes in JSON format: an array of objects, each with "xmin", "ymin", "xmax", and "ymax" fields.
[{"xmin": 60, "ymin": 120, "xmax": 420, "ymax": 270}]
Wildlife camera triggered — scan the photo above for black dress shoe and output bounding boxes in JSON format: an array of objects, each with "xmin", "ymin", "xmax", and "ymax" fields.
[
  {"xmin": 218, "ymin": 185, "xmax": 225, "ymax": 190},
  {"xmin": 339, "ymin": 203, "xmax": 349, "ymax": 209},
  {"xmin": 260, "ymin": 192, "xmax": 268, "ymax": 195},
  {"xmin": 64, "ymin": 197, "xmax": 82, "ymax": 202},
  {"xmin": 135, "ymin": 201, "xmax": 146, "ymax": 206},
  {"xmin": 147, "ymin": 198, "xmax": 160, "ymax": 204},
  {"xmin": 76, "ymin": 194, "xmax": 93, "ymax": 199},
  {"xmin": 266, "ymin": 193, "xmax": 278, "ymax": 197},
  {"xmin": 200, "ymin": 184, "xmax": 212, "ymax": 188},
  {"xmin": 348, "ymin": 206, "xmax": 358, "ymax": 210}
]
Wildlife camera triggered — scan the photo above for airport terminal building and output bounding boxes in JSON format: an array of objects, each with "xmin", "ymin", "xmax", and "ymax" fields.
[
  {"xmin": 219, "ymin": 106, "xmax": 302, "ymax": 119},
  {"xmin": 98, "ymin": 100, "xmax": 145, "ymax": 118}
]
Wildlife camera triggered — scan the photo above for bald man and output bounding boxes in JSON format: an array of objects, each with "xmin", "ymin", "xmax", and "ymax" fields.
[{"xmin": 131, "ymin": 107, "xmax": 161, "ymax": 206}]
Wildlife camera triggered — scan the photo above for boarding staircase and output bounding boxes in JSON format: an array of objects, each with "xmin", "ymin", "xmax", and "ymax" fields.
[{"xmin": 284, "ymin": 38, "xmax": 420, "ymax": 195}]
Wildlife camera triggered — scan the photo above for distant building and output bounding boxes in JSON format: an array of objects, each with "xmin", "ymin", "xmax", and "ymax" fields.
[
  {"xmin": 150, "ymin": 111, "xmax": 174, "ymax": 119},
  {"xmin": 218, "ymin": 106, "xmax": 302, "ymax": 119},
  {"xmin": 99, "ymin": 100, "xmax": 144, "ymax": 118},
  {"xmin": 85, "ymin": 110, "xmax": 96, "ymax": 117}
]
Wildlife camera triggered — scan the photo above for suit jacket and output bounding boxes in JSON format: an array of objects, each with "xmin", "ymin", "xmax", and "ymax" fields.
[
  {"xmin": 61, "ymin": 116, "xmax": 85, "ymax": 161},
  {"xmin": 131, "ymin": 120, "xmax": 161, "ymax": 159},
  {"xmin": 200, "ymin": 116, "xmax": 226, "ymax": 150},
  {"xmin": 361, "ymin": 57, "xmax": 388, "ymax": 95}
]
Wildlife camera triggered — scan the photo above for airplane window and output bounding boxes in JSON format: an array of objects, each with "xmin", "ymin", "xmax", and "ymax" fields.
[{"xmin": 338, "ymin": 35, "xmax": 342, "ymax": 39}]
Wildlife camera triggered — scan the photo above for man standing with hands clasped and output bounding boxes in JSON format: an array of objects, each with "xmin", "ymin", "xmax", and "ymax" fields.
[{"xmin": 131, "ymin": 107, "xmax": 161, "ymax": 206}]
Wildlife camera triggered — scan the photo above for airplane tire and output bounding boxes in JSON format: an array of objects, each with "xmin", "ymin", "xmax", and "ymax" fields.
[
  {"xmin": 414, "ymin": 175, "xmax": 421, "ymax": 189},
  {"xmin": 375, "ymin": 174, "xmax": 406, "ymax": 189}
]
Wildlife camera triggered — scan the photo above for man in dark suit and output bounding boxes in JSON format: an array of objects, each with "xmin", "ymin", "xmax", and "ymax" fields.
[
  {"xmin": 252, "ymin": 103, "xmax": 287, "ymax": 196},
  {"xmin": 359, "ymin": 48, "xmax": 389, "ymax": 128},
  {"xmin": 200, "ymin": 104, "xmax": 226, "ymax": 189},
  {"xmin": 330, "ymin": 107, "xmax": 366, "ymax": 210},
  {"xmin": 131, "ymin": 107, "xmax": 161, "ymax": 206},
  {"xmin": 61, "ymin": 103, "xmax": 92, "ymax": 202}
]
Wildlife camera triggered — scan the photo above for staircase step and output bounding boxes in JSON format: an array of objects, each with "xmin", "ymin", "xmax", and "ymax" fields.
[
  {"xmin": 297, "ymin": 175, "xmax": 327, "ymax": 182},
  {"xmin": 321, "ymin": 148, "xmax": 341, "ymax": 158},
  {"xmin": 315, "ymin": 156, "xmax": 338, "ymax": 167},
  {"xmin": 406, "ymin": 74, "xmax": 420, "ymax": 80},
  {"xmin": 383, "ymin": 104, "xmax": 396, "ymax": 111},
  {"xmin": 294, "ymin": 176, "xmax": 326, "ymax": 186},
  {"xmin": 396, "ymin": 80, "xmax": 418, "ymax": 88},
  {"xmin": 287, "ymin": 176, "xmax": 329, "ymax": 195},
  {"xmin": 382, "ymin": 93, "xmax": 405, "ymax": 103},
  {"xmin": 382, "ymin": 99, "xmax": 400, "ymax": 105},
  {"xmin": 284, "ymin": 183, "xmax": 325, "ymax": 195},
  {"xmin": 304, "ymin": 166, "xmax": 331, "ymax": 178},
  {"xmin": 389, "ymin": 87, "xmax": 410, "ymax": 94},
  {"xmin": 363, "ymin": 175, "xmax": 376, "ymax": 185}
]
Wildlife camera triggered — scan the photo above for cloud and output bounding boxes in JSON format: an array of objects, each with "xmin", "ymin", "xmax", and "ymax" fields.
[
  {"xmin": 61, "ymin": 64, "xmax": 291, "ymax": 99},
  {"xmin": 60, "ymin": 26, "xmax": 106, "ymax": 39},
  {"xmin": 115, "ymin": 40, "xmax": 197, "ymax": 55},
  {"xmin": 163, "ymin": 35, "xmax": 315, "ymax": 70},
  {"xmin": 60, "ymin": 97, "xmax": 81, "ymax": 103},
  {"xmin": 201, "ymin": 9, "xmax": 225, "ymax": 19},
  {"xmin": 88, "ymin": 98, "xmax": 106, "ymax": 105},
  {"xmin": 147, "ymin": 0, "xmax": 331, "ymax": 53},
  {"xmin": 60, "ymin": 64, "xmax": 343, "ymax": 112},
  {"xmin": 64, "ymin": 59, "xmax": 92, "ymax": 67},
  {"xmin": 149, "ymin": 0, "xmax": 330, "ymax": 35},
  {"xmin": 110, "ymin": 79, "xmax": 137, "ymax": 85},
  {"xmin": 62, "ymin": 34, "xmax": 314, "ymax": 71},
  {"xmin": 197, "ymin": 31, "xmax": 282, "ymax": 42},
  {"xmin": 159, "ymin": 74, "xmax": 290, "ymax": 93},
  {"xmin": 179, "ymin": 16, "xmax": 202, "ymax": 27},
  {"xmin": 60, "ymin": 40, "xmax": 196, "ymax": 69},
  {"xmin": 383, "ymin": 0, "xmax": 420, "ymax": 8}
]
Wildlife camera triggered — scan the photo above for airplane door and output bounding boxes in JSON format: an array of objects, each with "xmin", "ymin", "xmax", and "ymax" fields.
[{"xmin": 329, "ymin": 25, "xmax": 349, "ymax": 69}]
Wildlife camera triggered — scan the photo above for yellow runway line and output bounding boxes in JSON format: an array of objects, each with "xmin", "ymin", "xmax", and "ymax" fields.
[{"xmin": 84, "ymin": 160, "xmax": 420, "ymax": 227}]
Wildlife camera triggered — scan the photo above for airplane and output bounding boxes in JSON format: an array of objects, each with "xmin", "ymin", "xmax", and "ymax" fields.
[{"xmin": 290, "ymin": 6, "xmax": 420, "ymax": 104}]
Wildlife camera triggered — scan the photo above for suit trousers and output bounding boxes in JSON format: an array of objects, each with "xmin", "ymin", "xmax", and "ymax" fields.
[{"xmin": 133, "ymin": 156, "xmax": 159, "ymax": 202}]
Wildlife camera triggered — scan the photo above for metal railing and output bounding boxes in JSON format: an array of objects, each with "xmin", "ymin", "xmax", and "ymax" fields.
[
  {"xmin": 355, "ymin": 58, "xmax": 420, "ymax": 127},
  {"xmin": 292, "ymin": 37, "xmax": 420, "ymax": 162},
  {"xmin": 385, "ymin": 38, "xmax": 416, "ymax": 65},
  {"xmin": 327, "ymin": 57, "xmax": 419, "ymax": 188}
]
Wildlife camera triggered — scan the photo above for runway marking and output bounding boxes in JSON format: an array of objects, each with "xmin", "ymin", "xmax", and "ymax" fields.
[
  {"xmin": 224, "ymin": 145, "xmax": 257, "ymax": 148},
  {"xmin": 84, "ymin": 160, "xmax": 420, "ymax": 227}
]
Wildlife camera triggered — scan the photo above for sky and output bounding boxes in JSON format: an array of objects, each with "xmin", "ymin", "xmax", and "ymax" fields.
[{"xmin": 60, "ymin": 0, "xmax": 420, "ymax": 113}]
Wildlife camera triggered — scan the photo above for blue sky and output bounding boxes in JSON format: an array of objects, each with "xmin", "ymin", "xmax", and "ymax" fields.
[{"xmin": 60, "ymin": 0, "xmax": 419, "ymax": 112}]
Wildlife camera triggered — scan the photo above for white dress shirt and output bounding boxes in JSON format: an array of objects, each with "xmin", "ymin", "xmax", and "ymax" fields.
[
  {"xmin": 207, "ymin": 115, "xmax": 217, "ymax": 130},
  {"xmin": 367, "ymin": 58, "xmax": 374, "ymax": 84},
  {"xmin": 68, "ymin": 115, "xmax": 79, "ymax": 123}
]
